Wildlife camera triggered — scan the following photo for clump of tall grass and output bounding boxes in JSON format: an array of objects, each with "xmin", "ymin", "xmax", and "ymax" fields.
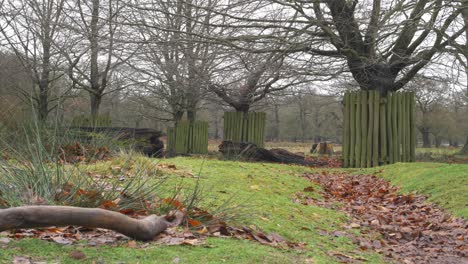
[{"xmin": 0, "ymin": 119, "xmax": 249, "ymax": 227}]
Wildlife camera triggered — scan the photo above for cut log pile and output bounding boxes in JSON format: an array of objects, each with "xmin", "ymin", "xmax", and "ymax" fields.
[
  {"xmin": 71, "ymin": 127, "xmax": 164, "ymax": 140},
  {"xmin": 218, "ymin": 141, "xmax": 341, "ymax": 167},
  {"xmin": 219, "ymin": 141, "xmax": 308, "ymax": 165}
]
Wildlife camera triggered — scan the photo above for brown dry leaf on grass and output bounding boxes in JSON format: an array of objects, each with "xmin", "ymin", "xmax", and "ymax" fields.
[{"xmin": 59, "ymin": 143, "xmax": 110, "ymax": 164}]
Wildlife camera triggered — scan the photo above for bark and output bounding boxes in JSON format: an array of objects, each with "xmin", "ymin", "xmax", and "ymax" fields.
[
  {"xmin": 0, "ymin": 206, "xmax": 183, "ymax": 241},
  {"xmin": 90, "ymin": 94, "xmax": 102, "ymax": 121},
  {"xmin": 434, "ymin": 136, "xmax": 442, "ymax": 148}
]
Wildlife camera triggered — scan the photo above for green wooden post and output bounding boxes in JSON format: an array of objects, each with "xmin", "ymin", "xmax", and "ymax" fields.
[
  {"xmin": 406, "ymin": 93, "xmax": 412, "ymax": 162},
  {"xmin": 402, "ymin": 93, "xmax": 407, "ymax": 162},
  {"xmin": 224, "ymin": 113, "xmax": 229, "ymax": 141},
  {"xmin": 261, "ymin": 113, "xmax": 266, "ymax": 148},
  {"xmin": 399, "ymin": 93, "xmax": 406, "ymax": 161},
  {"xmin": 360, "ymin": 91, "xmax": 368, "ymax": 168},
  {"xmin": 373, "ymin": 91, "xmax": 380, "ymax": 167},
  {"xmin": 387, "ymin": 93, "xmax": 394, "ymax": 164},
  {"xmin": 380, "ymin": 97, "xmax": 387, "ymax": 164},
  {"xmin": 343, "ymin": 93, "xmax": 350, "ymax": 167},
  {"xmin": 410, "ymin": 92, "xmax": 416, "ymax": 162},
  {"xmin": 366, "ymin": 91, "xmax": 374, "ymax": 168},
  {"xmin": 355, "ymin": 92, "xmax": 362, "ymax": 168},
  {"xmin": 393, "ymin": 92, "xmax": 399, "ymax": 162},
  {"xmin": 349, "ymin": 93, "xmax": 356, "ymax": 167}
]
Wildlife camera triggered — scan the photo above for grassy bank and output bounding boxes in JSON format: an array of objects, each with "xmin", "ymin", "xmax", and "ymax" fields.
[
  {"xmin": 0, "ymin": 156, "xmax": 384, "ymax": 264},
  {"xmin": 365, "ymin": 162, "xmax": 468, "ymax": 218}
]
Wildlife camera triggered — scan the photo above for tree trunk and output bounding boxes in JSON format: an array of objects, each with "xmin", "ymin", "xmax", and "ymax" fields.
[
  {"xmin": 214, "ymin": 111, "xmax": 220, "ymax": 139},
  {"xmin": 37, "ymin": 89, "xmax": 49, "ymax": 123},
  {"xmin": 449, "ymin": 140, "xmax": 459, "ymax": 147},
  {"xmin": 90, "ymin": 94, "xmax": 102, "ymax": 122},
  {"xmin": 421, "ymin": 128, "xmax": 431, "ymax": 148},
  {"xmin": 0, "ymin": 206, "xmax": 183, "ymax": 241},
  {"xmin": 36, "ymin": 19, "xmax": 52, "ymax": 123},
  {"xmin": 434, "ymin": 136, "xmax": 442, "ymax": 148},
  {"xmin": 187, "ymin": 109, "xmax": 196, "ymax": 123},
  {"xmin": 273, "ymin": 104, "xmax": 280, "ymax": 141},
  {"xmin": 173, "ymin": 111, "xmax": 184, "ymax": 124},
  {"xmin": 461, "ymin": 136, "xmax": 468, "ymax": 154},
  {"xmin": 348, "ymin": 61, "xmax": 397, "ymax": 96}
]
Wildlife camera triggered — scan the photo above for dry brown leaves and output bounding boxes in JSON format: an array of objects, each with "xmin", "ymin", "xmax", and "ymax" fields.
[
  {"xmin": 302, "ymin": 172, "xmax": 467, "ymax": 264},
  {"xmin": 1, "ymin": 203, "xmax": 303, "ymax": 251},
  {"xmin": 1, "ymin": 220, "xmax": 303, "ymax": 250},
  {"xmin": 304, "ymin": 156, "xmax": 343, "ymax": 168},
  {"xmin": 59, "ymin": 143, "xmax": 110, "ymax": 164}
]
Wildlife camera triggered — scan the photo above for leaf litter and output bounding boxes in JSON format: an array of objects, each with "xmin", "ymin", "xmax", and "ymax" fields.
[
  {"xmin": 1, "ymin": 202, "xmax": 304, "ymax": 251},
  {"xmin": 301, "ymin": 172, "xmax": 467, "ymax": 264}
]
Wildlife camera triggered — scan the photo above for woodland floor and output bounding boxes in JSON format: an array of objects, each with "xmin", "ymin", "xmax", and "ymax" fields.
[{"xmin": 0, "ymin": 150, "xmax": 467, "ymax": 263}]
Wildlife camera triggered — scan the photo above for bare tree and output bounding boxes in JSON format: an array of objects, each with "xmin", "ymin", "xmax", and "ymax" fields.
[
  {"xmin": 268, "ymin": 0, "xmax": 464, "ymax": 95},
  {"xmin": 60, "ymin": 0, "xmax": 130, "ymax": 121},
  {"xmin": 447, "ymin": 0, "xmax": 468, "ymax": 153},
  {"xmin": 0, "ymin": 0, "xmax": 67, "ymax": 122},
  {"xmin": 208, "ymin": 52, "xmax": 287, "ymax": 113},
  {"xmin": 407, "ymin": 77, "xmax": 445, "ymax": 147},
  {"xmin": 127, "ymin": 0, "xmax": 223, "ymax": 123}
]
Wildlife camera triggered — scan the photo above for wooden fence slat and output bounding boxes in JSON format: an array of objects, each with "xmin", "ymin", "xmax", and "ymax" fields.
[
  {"xmin": 410, "ymin": 92, "xmax": 416, "ymax": 161},
  {"xmin": 360, "ymin": 91, "xmax": 368, "ymax": 168},
  {"xmin": 373, "ymin": 91, "xmax": 380, "ymax": 167},
  {"xmin": 349, "ymin": 93, "xmax": 356, "ymax": 167},
  {"xmin": 393, "ymin": 92, "xmax": 399, "ymax": 162},
  {"xmin": 402, "ymin": 93, "xmax": 407, "ymax": 162},
  {"xmin": 387, "ymin": 94, "xmax": 393, "ymax": 164},
  {"xmin": 380, "ymin": 97, "xmax": 387, "ymax": 164},
  {"xmin": 366, "ymin": 91, "xmax": 374, "ymax": 168},
  {"xmin": 406, "ymin": 93, "xmax": 412, "ymax": 162},
  {"xmin": 355, "ymin": 92, "xmax": 362, "ymax": 167},
  {"xmin": 343, "ymin": 93, "xmax": 350, "ymax": 167}
]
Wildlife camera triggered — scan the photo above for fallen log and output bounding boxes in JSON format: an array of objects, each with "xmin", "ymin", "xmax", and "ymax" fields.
[
  {"xmin": 0, "ymin": 206, "xmax": 183, "ymax": 241},
  {"xmin": 70, "ymin": 127, "xmax": 164, "ymax": 140},
  {"xmin": 219, "ymin": 141, "xmax": 309, "ymax": 165}
]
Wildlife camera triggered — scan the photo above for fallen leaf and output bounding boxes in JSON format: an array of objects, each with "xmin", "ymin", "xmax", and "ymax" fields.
[
  {"xmin": 12, "ymin": 256, "xmax": 32, "ymax": 264},
  {"xmin": 69, "ymin": 250, "xmax": 86, "ymax": 260},
  {"xmin": 250, "ymin": 185, "xmax": 260, "ymax": 190},
  {"xmin": 0, "ymin": 237, "xmax": 11, "ymax": 244},
  {"xmin": 127, "ymin": 240, "xmax": 138, "ymax": 248}
]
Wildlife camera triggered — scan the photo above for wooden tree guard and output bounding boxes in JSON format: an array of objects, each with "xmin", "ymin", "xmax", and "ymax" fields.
[
  {"xmin": 223, "ymin": 112, "xmax": 266, "ymax": 148},
  {"xmin": 167, "ymin": 121, "xmax": 208, "ymax": 154},
  {"xmin": 342, "ymin": 91, "xmax": 415, "ymax": 168}
]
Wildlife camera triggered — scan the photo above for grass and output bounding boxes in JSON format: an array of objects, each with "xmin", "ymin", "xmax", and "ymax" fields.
[
  {"xmin": 0, "ymin": 155, "xmax": 385, "ymax": 264},
  {"xmin": 415, "ymin": 147, "xmax": 462, "ymax": 156},
  {"xmin": 2, "ymin": 146, "xmax": 466, "ymax": 263},
  {"xmin": 362, "ymin": 162, "xmax": 468, "ymax": 218},
  {"xmin": 0, "ymin": 238, "xmax": 314, "ymax": 264}
]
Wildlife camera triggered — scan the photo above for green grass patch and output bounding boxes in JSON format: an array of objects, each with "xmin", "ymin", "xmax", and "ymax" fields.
[
  {"xmin": 363, "ymin": 162, "xmax": 468, "ymax": 218},
  {"xmin": 0, "ymin": 156, "xmax": 385, "ymax": 264}
]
